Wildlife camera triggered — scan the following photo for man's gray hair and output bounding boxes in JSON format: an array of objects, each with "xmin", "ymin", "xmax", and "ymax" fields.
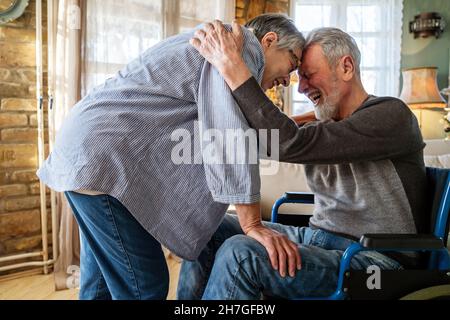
[
  {"xmin": 245, "ymin": 13, "xmax": 305, "ymax": 51},
  {"xmin": 306, "ymin": 27, "xmax": 361, "ymax": 76}
]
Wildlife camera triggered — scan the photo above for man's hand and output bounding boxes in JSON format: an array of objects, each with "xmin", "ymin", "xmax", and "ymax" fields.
[
  {"xmin": 190, "ymin": 20, "xmax": 252, "ymax": 91},
  {"xmin": 235, "ymin": 203, "xmax": 302, "ymax": 278}
]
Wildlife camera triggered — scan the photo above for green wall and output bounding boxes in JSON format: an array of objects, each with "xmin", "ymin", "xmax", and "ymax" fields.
[
  {"xmin": 402, "ymin": 0, "xmax": 450, "ymax": 90},
  {"xmin": 401, "ymin": 0, "xmax": 450, "ymax": 139}
]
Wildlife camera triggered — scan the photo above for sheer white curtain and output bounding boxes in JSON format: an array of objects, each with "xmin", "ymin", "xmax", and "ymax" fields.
[
  {"xmin": 82, "ymin": 0, "xmax": 163, "ymax": 94},
  {"xmin": 47, "ymin": 0, "xmax": 84, "ymax": 290},
  {"xmin": 291, "ymin": 0, "xmax": 403, "ymax": 115},
  {"xmin": 84, "ymin": 0, "xmax": 236, "ymax": 92}
]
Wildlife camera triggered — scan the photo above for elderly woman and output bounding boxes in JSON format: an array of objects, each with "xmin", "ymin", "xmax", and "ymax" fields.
[{"xmin": 37, "ymin": 14, "xmax": 305, "ymax": 300}]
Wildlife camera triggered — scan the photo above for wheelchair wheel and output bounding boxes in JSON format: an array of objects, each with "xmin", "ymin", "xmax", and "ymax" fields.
[{"xmin": 400, "ymin": 285, "xmax": 450, "ymax": 300}]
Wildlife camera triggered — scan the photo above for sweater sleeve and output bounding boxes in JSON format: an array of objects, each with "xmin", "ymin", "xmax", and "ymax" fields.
[{"xmin": 232, "ymin": 77, "xmax": 425, "ymax": 164}]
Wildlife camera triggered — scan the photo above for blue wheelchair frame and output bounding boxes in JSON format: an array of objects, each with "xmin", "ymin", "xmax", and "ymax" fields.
[{"xmin": 271, "ymin": 168, "xmax": 450, "ymax": 300}]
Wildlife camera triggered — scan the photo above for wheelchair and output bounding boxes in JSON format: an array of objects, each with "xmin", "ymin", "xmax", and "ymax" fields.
[{"xmin": 271, "ymin": 167, "xmax": 450, "ymax": 300}]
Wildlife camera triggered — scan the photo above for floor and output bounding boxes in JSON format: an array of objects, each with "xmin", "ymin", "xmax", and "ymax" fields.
[{"xmin": 0, "ymin": 256, "xmax": 181, "ymax": 300}]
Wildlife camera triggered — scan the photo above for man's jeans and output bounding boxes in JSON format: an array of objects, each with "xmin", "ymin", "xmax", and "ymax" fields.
[
  {"xmin": 177, "ymin": 214, "xmax": 403, "ymax": 300},
  {"xmin": 65, "ymin": 191, "xmax": 169, "ymax": 300}
]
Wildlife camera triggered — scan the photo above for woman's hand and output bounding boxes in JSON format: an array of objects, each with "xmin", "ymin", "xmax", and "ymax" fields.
[
  {"xmin": 190, "ymin": 20, "xmax": 243, "ymax": 72},
  {"xmin": 246, "ymin": 225, "xmax": 302, "ymax": 278},
  {"xmin": 190, "ymin": 20, "xmax": 252, "ymax": 91},
  {"xmin": 235, "ymin": 203, "xmax": 302, "ymax": 278}
]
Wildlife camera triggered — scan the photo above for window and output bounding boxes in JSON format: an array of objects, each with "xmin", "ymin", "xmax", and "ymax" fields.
[
  {"xmin": 290, "ymin": 0, "xmax": 403, "ymax": 115},
  {"xmin": 83, "ymin": 0, "xmax": 163, "ymax": 95},
  {"xmin": 83, "ymin": 0, "xmax": 234, "ymax": 95}
]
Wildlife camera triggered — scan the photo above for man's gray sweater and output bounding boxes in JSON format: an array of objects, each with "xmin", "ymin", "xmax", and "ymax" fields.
[{"xmin": 232, "ymin": 77, "xmax": 427, "ymax": 267}]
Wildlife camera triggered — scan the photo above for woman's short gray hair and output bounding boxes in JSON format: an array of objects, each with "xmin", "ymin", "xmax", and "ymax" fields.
[
  {"xmin": 306, "ymin": 27, "xmax": 361, "ymax": 76},
  {"xmin": 245, "ymin": 13, "xmax": 305, "ymax": 52}
]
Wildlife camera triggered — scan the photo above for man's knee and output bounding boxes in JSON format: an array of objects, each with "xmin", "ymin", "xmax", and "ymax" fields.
[{"xmin": 216, "ymin": 234, "xmax": 266, "ymax": 264}]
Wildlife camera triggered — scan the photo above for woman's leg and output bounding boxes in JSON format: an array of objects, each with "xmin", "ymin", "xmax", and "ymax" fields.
[
  {"xmin": 78, "ymin": 231, "xmax": 112, "ymax": 299},
  {"xmin": 65, "ymin": 191, "xmax": 169, "ymax": 300},
  {"xmin": 177, "ymin": 214, "xmax": 244, "ymax": 300}
]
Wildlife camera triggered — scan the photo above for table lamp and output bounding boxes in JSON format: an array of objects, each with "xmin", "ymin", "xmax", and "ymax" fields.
[{"xmin": 399, "ymin": 67, "xmax": 446, "ymax": 128}]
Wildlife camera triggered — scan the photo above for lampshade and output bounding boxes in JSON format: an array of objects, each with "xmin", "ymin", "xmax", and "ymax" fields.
[{"xmin": 399, "ymin": 67, "xmax": 446, "ymax": 109}]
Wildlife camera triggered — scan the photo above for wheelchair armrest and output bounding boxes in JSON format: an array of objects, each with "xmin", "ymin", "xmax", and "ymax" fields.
[
  {"xmin": 284, "ymin": 192, "xmax": 315, "ymax": 203},
  {"xmin": 360, "ymin": 234, "xmax": 445, "ymax": 250}
]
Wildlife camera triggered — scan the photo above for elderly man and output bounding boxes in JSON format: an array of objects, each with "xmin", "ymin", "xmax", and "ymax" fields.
[
  {"xmin": 37, "ymin": 14, "xmax": 305, "ymax": 300},
  {"xmin": 177, "ymin": 23, "xmax": 426, "ymax": 300}
]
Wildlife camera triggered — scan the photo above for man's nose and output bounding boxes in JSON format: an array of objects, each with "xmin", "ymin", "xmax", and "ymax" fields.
[{"xmin": 298, "ymin": 78, "xmax": 309, "ymax": 94}]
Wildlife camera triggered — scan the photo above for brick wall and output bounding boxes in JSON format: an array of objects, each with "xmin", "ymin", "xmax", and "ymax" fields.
[
  {"xmin": 235, "ymin": 0, "xmax": 290, "ymax": 25},
  {"xmin": 0, "ymin": 0, "xmax": 50, "ymax": 269}
]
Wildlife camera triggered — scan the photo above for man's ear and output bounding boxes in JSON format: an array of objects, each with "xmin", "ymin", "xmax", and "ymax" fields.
[
  {"xmin": 340, "ymin": 55, "xmax": 356, "ymax": 81},
  {"xmin": 261, "ymin": 32, "xmax": 279, "ymax": 50}
]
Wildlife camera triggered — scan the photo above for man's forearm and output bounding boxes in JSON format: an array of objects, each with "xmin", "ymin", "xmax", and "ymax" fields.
[{"xmin": 234, "ymin": 202, "xmax": 263, "ymax": 234}]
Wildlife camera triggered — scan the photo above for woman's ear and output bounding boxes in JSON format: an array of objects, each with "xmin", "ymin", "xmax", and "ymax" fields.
[{"xmin": 261, "ymin": 32, "xmax": 279, "ymax": 50}]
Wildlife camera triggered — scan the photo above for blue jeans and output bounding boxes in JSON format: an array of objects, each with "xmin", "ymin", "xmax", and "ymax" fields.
[
  {"xmin": 65, "ymin": 191, "xmax": 169, "ymax": 300},
  {"xmin": 177, "ymin": 214, "xmax": 403, "ymax": 300}
]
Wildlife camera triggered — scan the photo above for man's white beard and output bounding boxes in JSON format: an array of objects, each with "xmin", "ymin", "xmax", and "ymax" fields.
[
  {"xmin": 314, "ymin": 77, "xmax": 340, "ymax": 121},
  {"xmin": 314, "ymin": 100, "xmax": 338, "ymax": 121}
]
